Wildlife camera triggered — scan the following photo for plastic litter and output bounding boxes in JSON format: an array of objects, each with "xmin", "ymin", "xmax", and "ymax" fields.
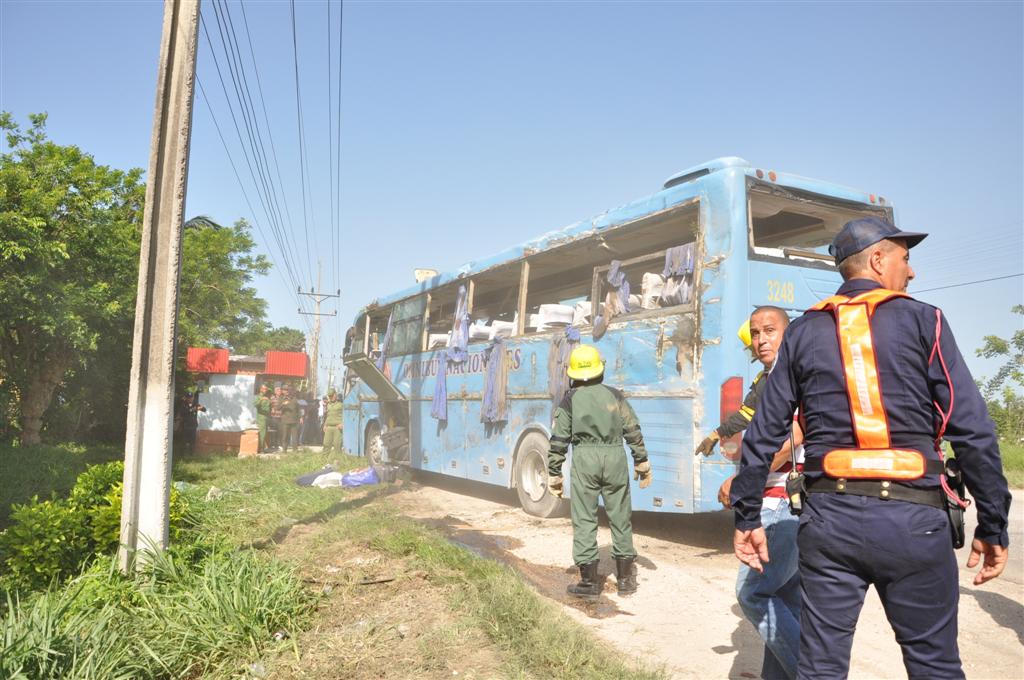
[
  {"xmin": 310, "ymin": 472, "xmax": 344, "ymax": 488},
  {"xmin": 341, "ymin": 466, "xmax": 380, "ymax": 487}
]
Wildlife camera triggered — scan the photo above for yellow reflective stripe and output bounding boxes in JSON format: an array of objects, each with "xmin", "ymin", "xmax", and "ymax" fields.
[
  {"xmin": 808, "ymin": 289, "xmax": 912, "ymax": 450},
  {"xmin": 739, "ymin": 405, "xmax": 755, "ymax": 421},
  {"xmin": 837, "ymin": 301, "xmax": 890, "ymax": 449}
]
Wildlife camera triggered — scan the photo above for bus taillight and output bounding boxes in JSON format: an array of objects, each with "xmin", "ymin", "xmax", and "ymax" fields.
[
  {"xmin": 721, "ymin": 376, "xmax": 743, "ymax": 420},
  {"xmin": 719, "ymin": 376, "xmax": 744, "ymax": 461}
]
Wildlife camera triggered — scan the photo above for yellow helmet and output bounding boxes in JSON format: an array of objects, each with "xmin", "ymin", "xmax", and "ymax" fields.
[
  {"xmin": 737, "ymin": 320, "xmax": 752, "ymax": 349},
  {"xmin": 567, "ymin": 345, "xmax": 605, "ymax": 381}
]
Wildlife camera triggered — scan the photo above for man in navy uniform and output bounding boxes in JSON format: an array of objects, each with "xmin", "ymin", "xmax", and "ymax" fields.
[{"xmin": 731, "ymin": 216, "xmax": 1011, "ymax": 679}]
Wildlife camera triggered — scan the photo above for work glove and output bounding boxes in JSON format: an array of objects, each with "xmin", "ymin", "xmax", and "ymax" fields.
[
  {"xmin": 695, "ymin": 431, "xmax": 720, "ymax": 457},
  {"xmin": 547, "ymin": 475, "xmax": 564, "ymax": 498},
  {"xmin": 633, "ymin": 460, "xmax": 652, "ymax": 489}
]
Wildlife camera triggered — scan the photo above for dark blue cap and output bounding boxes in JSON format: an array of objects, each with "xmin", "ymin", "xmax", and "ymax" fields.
[{"xmin": 829, "ymin": 216, "xmax": 928, "ymax": 265}]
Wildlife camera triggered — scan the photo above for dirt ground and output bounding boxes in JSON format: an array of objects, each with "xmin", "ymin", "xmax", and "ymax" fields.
[
  {"xmin": 395, "ymin": 474, "xmax": 1024, "ymax": 680},
  {"xmin": 265, "ymin": 508, "xmax": 507, "ymax": 680}
]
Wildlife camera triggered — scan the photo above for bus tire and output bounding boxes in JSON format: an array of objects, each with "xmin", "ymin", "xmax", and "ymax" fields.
[
  {"xmin": 514, "ymin": 432, "xmax": 566, "ymax": 518},
  {"xmin": 364, "ymin": 421, "xmax": 384, "ymax": 465}
]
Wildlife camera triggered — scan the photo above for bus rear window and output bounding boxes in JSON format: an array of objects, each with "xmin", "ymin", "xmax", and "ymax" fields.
[{"xmin": 748, "ymin": 182, "xmax": 890, "ymax": 266}]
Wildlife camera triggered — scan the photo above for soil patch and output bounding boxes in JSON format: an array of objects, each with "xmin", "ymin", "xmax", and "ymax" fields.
[{"xmin": 259, "ymin": 515, "xmax": 506, "ymax": 679}]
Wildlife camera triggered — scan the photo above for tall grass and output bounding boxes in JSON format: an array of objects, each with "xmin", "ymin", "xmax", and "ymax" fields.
[
  {"xmin": 1, "ymin": 547, "xmax": 314, "ymax": 680},
  {"xmin": 1000, "ymin": 441, "xmax": 1023, "ymax": 488}
]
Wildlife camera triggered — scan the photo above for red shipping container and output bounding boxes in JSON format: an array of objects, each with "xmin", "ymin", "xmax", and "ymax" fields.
[
  {"xmin": 265, "ymin": 350, "xmax": 308, "ymax": 377},
  {"xmin": 186, "ymin": 347, "xmax": 229, "ymax": 373}
]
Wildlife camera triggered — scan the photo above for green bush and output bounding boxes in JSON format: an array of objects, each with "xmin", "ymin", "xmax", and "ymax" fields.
[
  {"xmin": 0, "ymin": 499, "xmax": 86, "ymax": 593},
  {"xmin": 0, "ymin": 461, "xmax": 195, "ymax": 593}
]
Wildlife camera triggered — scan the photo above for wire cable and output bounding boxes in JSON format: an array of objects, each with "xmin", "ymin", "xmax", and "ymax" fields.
[
  {"xmin": 911, "ymin": 273, "xmax": 1023, "ymax": 295},
  {"xmin": 289, "ymin": 0, "xmax": 316, "ymax": 277}
]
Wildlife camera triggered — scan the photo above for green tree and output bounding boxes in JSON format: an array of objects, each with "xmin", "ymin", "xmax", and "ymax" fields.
[
  {"xmin": 1, "ymin": 115, "xmax": 306, "ymax": 445},
  {"xmin": 174, "ymin": 216, "xmax": 306, "ymax": 381},
  {"xmin": 976, "ymin": 305, "xmax": 1024, "ymax": 398},
  {"xmin": 233, "ymin": 324, "xmax": 306, "ymax": 355},
  {"xmin": 976, "ymin": 305, "xmax": 1024, "ymax": 441},
  {"xmin": 0, "ymin": 113, "xmax": 144, "ymax": 445}
]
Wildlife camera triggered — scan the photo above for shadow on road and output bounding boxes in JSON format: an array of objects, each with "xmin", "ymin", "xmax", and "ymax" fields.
[
  {"xmin": 959, "ymin": 586, "xmax": 1024, "ymax": 645},
  {"xmin": 411, "ymin": 469, "xmax": 735, "ymax": 553},
  {"xmin": 714, "ymin": 603, "xmax": 764, "ymax": 679}
]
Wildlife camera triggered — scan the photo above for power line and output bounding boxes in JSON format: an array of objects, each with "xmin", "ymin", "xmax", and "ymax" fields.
[
  {"xmin": 208, "ymin": 1, "xmax": 306, "ymax": 285},
  {"xmin": 195, "ymin": 75, "xmax": 305, "ymax": 316},
  {"xmin": 197, "ymin": 9, "xmax": 314, "ymax": 340},
  {"xmin": 289, "ymin": 0, "xmax": 316, "ymax": 277},
  {"xmin": 334, "ymin": 0, "xmax": 346, "ymax": 357},
  {"xmin": 199, "ymin": 13, "xmax": 302, "ymax": 293},
  {"xmin": 327, "ymin": 0, "xmax": 337, "ymax": 296},
  {"xmin": 911, "ymin": 273, "xmax": 1023, "ymax": 294},
  {"xmin": 237, "ymin": 0, "xmax": 299, "ymax": 249}
]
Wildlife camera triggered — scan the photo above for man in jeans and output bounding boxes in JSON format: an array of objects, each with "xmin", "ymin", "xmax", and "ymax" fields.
[{"xmin": 700, "ymin": 306, "xmax": 801, "ymax": 680}]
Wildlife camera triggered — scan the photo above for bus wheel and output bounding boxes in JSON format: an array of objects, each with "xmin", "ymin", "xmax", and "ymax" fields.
[
  {"xmin": 365, "ymin": 422, "xmax": 385, "ymax": 465},
  {"xmin": 515, "ymin": 432, "xmax": 566, "ymax": 518}
]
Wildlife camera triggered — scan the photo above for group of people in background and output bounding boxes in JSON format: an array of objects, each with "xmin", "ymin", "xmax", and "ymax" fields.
[{"xmin": 254, "ymin": 383, "xmax": 343, "ymax": 454}]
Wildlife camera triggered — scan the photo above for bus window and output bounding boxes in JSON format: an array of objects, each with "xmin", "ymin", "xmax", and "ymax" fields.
[
  {"xmin": 366, "ymin": 312, "xmax": 389, "ymax": 360},
  {"xmin": 388, "ymin": 295, "xmax": 428, "ymax": 355},
  {"xmin": 467, "ymin": 265, "xmax": 520, "ymax": 343},
  {"xmin": 748, "ymin": 181, "xmax": 890, "ymax": 266},
  {"xmin": 591, "ymin": 202, "xmax": 701, "ymax": 317},
  {"xmin": 523, "ymin": 258, "xmax": 596, "ymax": 333},
  {"xmin": 347, "ymin": 314, "xmax": 366, "ymax": 356},
  {"xmin": 425, "ymin": 285, "xmax": 458, "ymax": 350}
]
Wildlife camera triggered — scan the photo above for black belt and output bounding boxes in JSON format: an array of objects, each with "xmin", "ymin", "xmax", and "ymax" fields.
[
  {"xmin": 802, "ymin": 457, "xmax": 945, "ymax": 475},
  {"xmin": 805, "ymin": 476, "xmax": 945, "ymax": 509}
]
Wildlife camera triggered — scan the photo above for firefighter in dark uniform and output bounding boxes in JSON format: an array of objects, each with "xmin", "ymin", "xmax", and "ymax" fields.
[
  {"xmin": 547, "ymin": 345, "xmax": 653, "ymax": 598},
  {"xmin": 731, "ymin": 217, "xmax": 1011, "ymax": 679}
]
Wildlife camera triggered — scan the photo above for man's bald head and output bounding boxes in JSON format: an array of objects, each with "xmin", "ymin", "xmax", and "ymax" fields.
[{"xmin": 749, "ymin": 306, "xmax": 789, "ymax": 368}]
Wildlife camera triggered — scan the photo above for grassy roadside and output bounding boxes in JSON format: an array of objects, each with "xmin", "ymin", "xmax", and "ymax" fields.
[
  {"xmin": 2, "ymin": 446, "xmax": 663, "ymax": 679},
  {"xmin": 179, "ymin": 449, "xmax": 664, "ymax": 679},
  {"xmin": 1000, "ymin": 442, "xmax": 1023, "ymax": 488}
]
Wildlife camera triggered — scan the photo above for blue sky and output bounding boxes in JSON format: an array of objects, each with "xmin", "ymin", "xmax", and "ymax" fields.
[{"xmin": 2, "ymin": 0, "xmax": 1021, "ymax": 391}]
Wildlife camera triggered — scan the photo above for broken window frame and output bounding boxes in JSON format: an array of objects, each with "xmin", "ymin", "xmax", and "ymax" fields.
[
  {"xmin": 591, "ymin": 248, "xmax": 698, "ymax": 324},
  {"xmin": 746, "ymin": 179, "xmax": 892, "ymax": 271}
]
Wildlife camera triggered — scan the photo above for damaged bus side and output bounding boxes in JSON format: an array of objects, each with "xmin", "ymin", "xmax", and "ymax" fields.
[{"xmin": 342, "ymin": 157, "xmax": 893, "ymax": 517}]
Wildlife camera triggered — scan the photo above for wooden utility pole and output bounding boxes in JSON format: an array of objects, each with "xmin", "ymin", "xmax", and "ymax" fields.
[
  {"xmin": 298, "ymin": 260, "xmax": 339, "ymax": 398},
  {"xmin": 119, "ymin": 0, "xmax": 201, "ymax": 572}
]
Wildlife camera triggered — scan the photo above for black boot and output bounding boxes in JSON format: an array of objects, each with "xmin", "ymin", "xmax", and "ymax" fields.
[
  {"xmin": 615, "ymin": 556, "xmax": 637, "ymax": 596},
  {"xmin": 567, "ymin": 560, "xmax": 601, "ymax": 599}
]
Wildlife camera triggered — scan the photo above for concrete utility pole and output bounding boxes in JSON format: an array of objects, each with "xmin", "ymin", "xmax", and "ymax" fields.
[
  {"xmin": 298, "ymin": 260, "xmax": 340, "ymax": 398},
  {"xmin": 119, "ymin": 0, "xmax": 201, "ymax": 572}
]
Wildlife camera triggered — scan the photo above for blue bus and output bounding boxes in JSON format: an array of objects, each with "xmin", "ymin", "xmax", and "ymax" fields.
[{"xmin": 341, "ymin": 157, "xmax": 892, "ymax": 516}]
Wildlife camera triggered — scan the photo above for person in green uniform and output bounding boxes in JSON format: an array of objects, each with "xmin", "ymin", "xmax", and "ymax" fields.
[
  {"xmin": 255, "ymin": 383, "xmax": 272, "ymax": 453},
  {"xmin": 279, "ymin": 385, "xmax": 302, "ymax": 452},
  {"xmin": 322, "ymin": 388, "xmax": 344, "ymax": 454},
  {"xmin": 547, "ymin": 344, "xmax": 653, "ymax": 599}
]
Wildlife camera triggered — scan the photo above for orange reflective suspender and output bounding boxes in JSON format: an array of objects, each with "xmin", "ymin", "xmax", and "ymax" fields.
[{"xmin": 809, "ymin": 289, "xmax": 930, "ymax": 480}]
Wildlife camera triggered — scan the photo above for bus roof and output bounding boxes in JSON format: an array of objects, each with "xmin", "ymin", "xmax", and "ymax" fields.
[{"xmin": 355, "ymin": 156, "xmax": 885, "ymax": 317}]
